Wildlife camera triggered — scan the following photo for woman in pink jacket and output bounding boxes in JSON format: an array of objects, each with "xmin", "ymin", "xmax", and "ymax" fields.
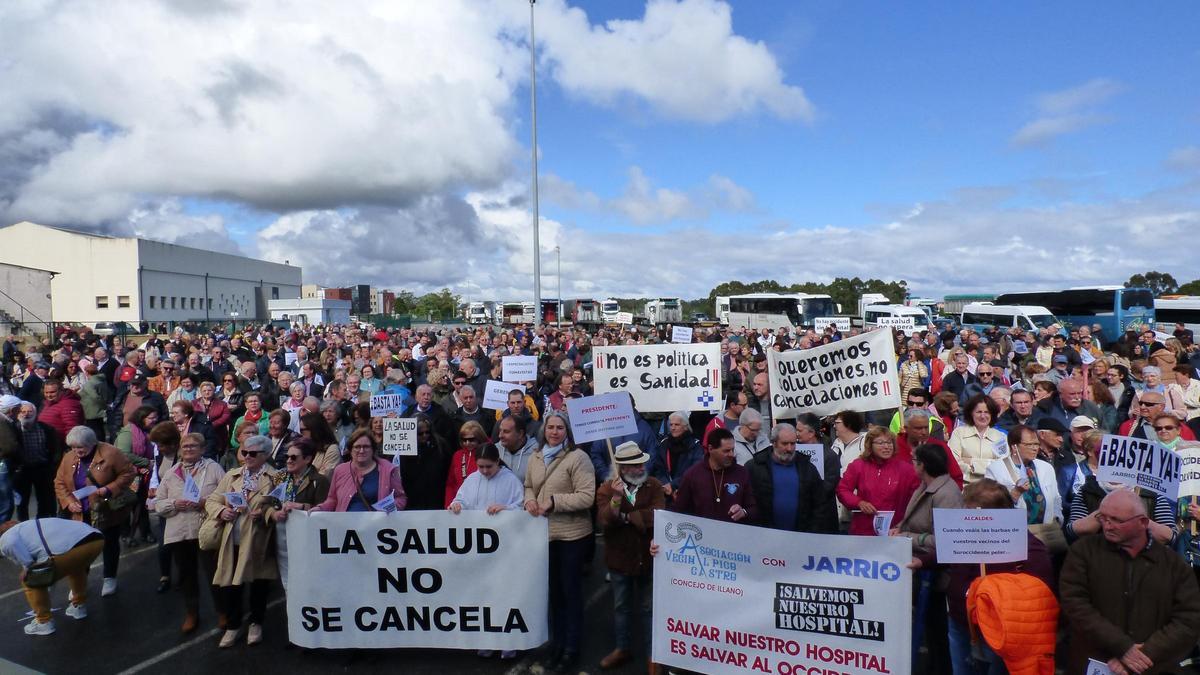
[
  {"xmin": 836, "ymin": 428, "xmax": 919, "ymax": 536},
  {"xmin": 312, "ymin": 429, "xmax": 406, "ymax": 512}
]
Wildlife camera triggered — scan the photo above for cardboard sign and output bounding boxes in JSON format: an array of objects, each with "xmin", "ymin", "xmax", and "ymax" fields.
[
  {"xmin": 767, "ymin": 328, "xmax": 902, "ymax": 419},
  {"xmin": 876, "ymin": 316, "xmax": 915, "ymax": 331},
  {"xmin": 671, "ymin": 326, "xmax": 693, "ymax": 344},
  {"xmin": 795, "ymin": 444, "xmax": 826, "ymax": 480},
  {"xmin": 933, "ymin": 508, "xmax": 1029, "ymax": 564},
  {"xmin": 369, "ymin": 393, "xmax": 407, "ymax": 418},
  {"xmin": 483, "ymin": 379, "xmax": 525, "ymax": 410},
  {"xmin": 1177, "ymin": 443, "xmax": 1200, "ymax": 499},
  {"xmin": 501, "ymin": 355, "xmax": 537, "ymax": 383},
  {"xmin": 593, "ymin": 342, "xmax": 722, "ymax": 412},
  {"xmin": 615, "ymin": 312, "xmax": 634, "ymax": 325},
  {"xmin": 286, "ymin": 511, "xmax": 548, "ymax": 649},
  {"xmin": 565, "ymin": 392, "xmax": 639, "ymax": 444},
  {"xmin": 814, "ymin": 317, "xmax": 851, "ymax": 333},
  {"xmin": 1097, "ymin": 434, "xmax": 1182, "ymax": 499},
  {"xmin": 653, "ymin": 512, "xmax": 911, "ymax": 674},
  {"xmin": 382, "ymin": 417, "xmax": 418, "ymax": 458}
]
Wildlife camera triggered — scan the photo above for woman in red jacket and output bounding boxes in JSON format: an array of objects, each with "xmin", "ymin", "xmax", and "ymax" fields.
[
  {"xmin": 836, "ymin": 428, "xmax": 919, "ymax": 536},
  {"xmin": 444, "ymin": 421, "xmax": 486, "ymax": 508},
  {"xmin": 193, "ymin": 381, "xmax": 231, "ymax": 458}
]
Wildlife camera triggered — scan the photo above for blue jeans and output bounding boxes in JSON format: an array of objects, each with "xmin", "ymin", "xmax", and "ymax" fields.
[
  {"xmin": 948, "ymin": 616, "xmax": 1007, "ymax": 675},
  {"xmin": 0, "ymin": 460, "xmax": 13, "ymax": 522},
  {"xmin": 611, "ymin": 572, "xmax": 652, "ymax": 652}
]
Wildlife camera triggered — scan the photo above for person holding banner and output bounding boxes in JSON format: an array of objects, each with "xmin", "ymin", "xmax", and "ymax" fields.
[
  {"xmin": 948, "ymin": 394, "xmax": 1006, "ymax": 485},
  {"xmin": 523, "ymin": 410, "xmax": 596, "ymax": 674},
  {"xmin": 1060, "ymin": 490, "xmax": 1200, "ymax": 675},
  {"xmin": 444, "ymin": 420, "xmax": 486, "ymax": 508},
  {"xmin": 1066, "ymin": 429, "xmax": 1176, "ymax": 546},
  {"xmin": 836, "ymin": 428, "xmax": 919, "ymax": 536},
  {"xmin": 264, "ymin": 436, "xmax": 330, "ymax": 591},
  {"xmin": 205, "ymin": 434, "xmax": 279, "ymax": 647},
  {"xmin": 594, "ymin": 441, "xmax": 664, "ymax": 672},
  {"xmin": 312, "ymin": 429, "xmax": 406, "ymax": 513},
  {"xmin": 651, "ymin": 412, "xmax": 703, "ymax": 499},
  {"xmin": 154, "ymin": 432, "xmax": 225, "ymax": 633}
]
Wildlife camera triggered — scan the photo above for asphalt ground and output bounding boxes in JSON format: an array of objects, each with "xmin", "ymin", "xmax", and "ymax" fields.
[{"xmin": 0, "ymin": 519, "xmax": 652, "ymax": 675}]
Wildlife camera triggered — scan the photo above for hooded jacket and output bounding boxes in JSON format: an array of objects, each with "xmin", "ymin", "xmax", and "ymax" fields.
[{"xmin": 38, "ymin": 389, "xmax": 84, "ymax": 441}]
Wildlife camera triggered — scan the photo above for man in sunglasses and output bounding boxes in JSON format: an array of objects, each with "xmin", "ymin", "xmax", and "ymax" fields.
[{"xmin": 1119, "ymin": 391, "xmax": 1196, "ymax": 441}]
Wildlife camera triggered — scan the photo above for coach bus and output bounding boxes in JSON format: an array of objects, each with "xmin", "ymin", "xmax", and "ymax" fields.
[
  {"xmin": 726, "ymin": 293, "xmax": 838, "ymax": 330},
  {"xmin": 993, "ymin": 286, "xmax": 1155, "ymax": 341},
  {"xmin": 1155, "ymin": 296, "xmax": 1200, "ymax": 335}
]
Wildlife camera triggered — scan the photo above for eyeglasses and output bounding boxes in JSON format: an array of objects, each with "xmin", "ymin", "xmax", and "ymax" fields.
[
  {"xmin": 1096, "ymin": 512, "xmax": 1142, "ymax": 526},
  {"xmin": 285, "ymin": 454, "xmax": 303, "ymax": 461},
  {"xmin": 1154, "ymin": 425, "xmax": 1179, "ymax": 432},
  {"xmin": 1138, "ymin": 401, "xmax": 1164, "ymax": 408},
  {"xmin": 460, "ymin": 437, "xmax": 480, "ymax": 444},
  {"xmin": 351, "ymin": 444, "xmax": 373, "ymax": 452},
  {"xmin": 240, "ymin": 450, "xmax": 262, "ymax": 457},
  {"xmin": 977, "ymin": 372, "xmax": 993, "ymax": 377}
]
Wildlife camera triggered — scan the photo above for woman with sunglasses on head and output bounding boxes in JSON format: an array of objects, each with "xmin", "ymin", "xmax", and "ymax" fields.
[
  {"xmin": 205, "ymin": 435, "xmax": 279, "ymax": 648},
  {"xmin": 444, "ymin": 421, "xmax": 487, "ymax": 508},
  {"xmin": 155, "ymin": 432, "xmax": 225, "ymax": 633},
  {"xmin": 264, "ymin": 437, "xmax": 330, "ymax": 592},
  {"xmin": 312, "ymin": 429, "xmax": 406, "ymax": 513}
]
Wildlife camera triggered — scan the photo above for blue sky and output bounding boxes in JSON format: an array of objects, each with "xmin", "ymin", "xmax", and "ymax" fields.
[{"xmin": 3, "ymin": 1, "xmax": 1199, "ymax": 300}]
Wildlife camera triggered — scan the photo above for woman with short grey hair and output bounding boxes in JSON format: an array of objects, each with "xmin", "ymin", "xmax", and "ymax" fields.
[
  {"xmin": 53, "ymin": 425, "xmax": 135, "ymax": 597},
  {"xmin": 732, "ymin": 408, "xmax": 769, "ymax": 465}
]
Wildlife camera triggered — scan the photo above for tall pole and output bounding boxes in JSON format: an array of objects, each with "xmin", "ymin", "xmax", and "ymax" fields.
[
  {"xmin": 556, "ymin": 245, "xmax": 561, "ymax": 326},
  {"xmin": 529, "ymin": 0, "xmax": 542, "ymax": 329}
]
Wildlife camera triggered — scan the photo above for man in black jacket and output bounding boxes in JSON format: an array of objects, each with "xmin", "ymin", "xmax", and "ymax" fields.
[
  {"xmin": 106, "ymin": 375, "xmax": 168, "ymax": 442},
  {"xmin": 747, "ymin": 423, "xmax": 837, "ymax": 533}
]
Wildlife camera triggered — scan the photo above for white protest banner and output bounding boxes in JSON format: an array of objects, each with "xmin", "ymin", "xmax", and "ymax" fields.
[
  {"xmin": 795, "ymin": 444, "xmax": 825, "ymax": 480},
  {"xmin": 672, "ymin": 326, "xmax": 694, "ymax": 344},
  {"xmin": 933, "ymin": 508, "xmax": 1029, "ymax": 564},
  {"xmin": 814, "ymin": 317, "xmax": 851, "ymax": 333},
  {"xmin": 287, "ymin": 511, "xmax": 549, "ymax": 649},
  {"xmin": 501, "ymin": 355, "xmax": 537, "ymax": 383},
  {"xmin": 382, "ymin": 417, "xmax": 418, "ymax": 458},
  {"xmin": 1177, "ymin": 443, "xmax": 1200, "ymax": 499},
  {"xmin": 285, "ymin": 352, "xmax": 298, "ymax": 367},
  {"xmin": 654, "ymin": 512, "xmax": 911, "ymax": 675},
  {"xmin": 565, "ymin": 392, "xmax": 639, "ymax": 444},
  {"xmin": 872, "ymin": 512, "xmax": 893, "ymax": 537},
  {"xmin": 1097, "ymin": 434, "xmax": 1182, "ymax": 498},
  {"xmin": 593, "ymin": 343, "xmax": 722, "ymax": 412},
  {"xmin": 616, "ymin": 312, "xmax": 634, "ymax": 325},
  {"xmin": 767, "ymin": 329, "xmax": 901, "ymax": 419},
  {"xmin": 483, "ymin": 379, "xmax": 525, "ymax": 410},
  {"xmin": 370, "ymin": 393, "xmax": 407, "ymax": 418},
  {"xmin": 875, "ymin": 317, "xmax": 914, "ymax": 332}
]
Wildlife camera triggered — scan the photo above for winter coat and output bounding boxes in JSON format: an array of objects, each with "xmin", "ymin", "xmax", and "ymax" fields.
[
  {"xmin": 948, "ymin": 425, "xmax": 1007, "ymax": 484},
  {"xmin": 895, "ymin": 474, "xmax": 964, "ymax": 560},
  {"xmin": 204, "ymin": 465, "xmax": 280, "ymax": 586},
  {"xmin": 523, "ymin": 448, "xmax": 595, "ymax": 542},
  {"xmin": 313, "ymin": 459, "xmax": 406, "ymax": 512},
  {"xmin": 968, "ymin": 572, "xmax": 1059, "ymax": 675},
  {"xmin": 37, "ymin": 390, "xmax": 84, "ymax": 441},
  {"xmin": 836, "ymin": 455, "xmax": 920, "ymax": 536},
  {"xmin": 1060, "ymin": 534, "xmax": 1200, "ymax": 674},
  {"xmin": 54, "ymin": 442, "xmax": 136, "ymax": 524},
  {"xmin": 596, "ymin": 477, "xmax": 665, "ymax": 577},
  {"xmin": 154, "ymin": 458, "xmax": 225, "ymax": 544},
  {"xmin": 747, "ymin": 450, "xmax": 835, "ymax": 533}
]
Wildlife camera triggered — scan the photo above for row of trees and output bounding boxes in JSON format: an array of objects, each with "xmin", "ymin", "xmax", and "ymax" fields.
[
  {"xmin": 392, "ymin": 288, "xmax": 460, "ymax": 319},
  {"xmin": 1125, "ymin": 271, "xmax": 1200, "ymax": 297}
]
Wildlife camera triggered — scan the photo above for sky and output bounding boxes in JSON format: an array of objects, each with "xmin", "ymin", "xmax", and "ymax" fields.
[{"xmin": 1, "ymin": 0, "xmax": 1198, "ymax": 304}]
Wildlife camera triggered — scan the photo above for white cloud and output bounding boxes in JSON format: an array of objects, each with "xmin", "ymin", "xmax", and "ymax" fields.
[
  {"xmin": 1011, "ymin": 78, "xmax": 1123, "ymax": 147},
  {"xmin": 524, "ymin": 0, "xmax": 816, "ymax": 123},
  {"xmin": 544, "ymin": 166, "xmax": 756, "ymax": 224},
  {"xmin": 125, "ymin": 199, "xmax": 241, "ymax": 254}
]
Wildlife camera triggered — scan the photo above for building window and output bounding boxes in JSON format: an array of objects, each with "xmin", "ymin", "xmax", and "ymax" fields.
[
  {"xmin": 171, "ymin": 297, "xmax": 176, "ymax": 309},
  {"xmin": 149, "ymin": 296, "xmax": 155, "ymax": 309},
  {"xmin": 96, "ymin": 296, "xmax": 109, "ymax": 309},
  {"xmin": 207, "ymin": 298, "xmax": 212, "ymax": 310},
  {"xmin": 190, "ymin": 298, "xmax": 196, "ymax": 310},
  {"xmin": 160, "ymin": 296, "xmax": 166, "ymax": 309},
  {"xmin": 118, "ymin": 295, "xmax": 130, "ymax": 308},
  {"xmin": 272, "ymin": 286, "xmax": 279, "ymax": 300}
]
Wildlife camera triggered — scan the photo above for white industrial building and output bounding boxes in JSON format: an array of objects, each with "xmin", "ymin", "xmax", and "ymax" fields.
[
  {"xmin": 0, "ymin": 221, "xmax": 302, "ymax": 326},
  {"xmin": 268, "ymin": 298, "xmax": 352, "ymax": 326},
  {"xmin": 0, "ymin": 261, "xmax": 57, "ymax": 335}
]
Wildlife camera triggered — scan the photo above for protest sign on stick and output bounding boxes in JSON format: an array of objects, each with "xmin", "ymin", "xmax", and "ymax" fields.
[
  {"xmin": 767, "ymin": 329, "xmax": 901, "ymax": 419},
  {"xmin": 1097, "ymin": 434, "xmax": 1181, "ymax": 499},
  {"xmin": 593, "ymin": 343, "xmax": 721, "ymax": 412}
]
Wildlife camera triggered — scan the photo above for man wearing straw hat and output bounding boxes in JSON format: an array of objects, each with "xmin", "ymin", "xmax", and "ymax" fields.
[{"xmin": 595, "ymin": 441, "xmax": 665, "ymax": 672}]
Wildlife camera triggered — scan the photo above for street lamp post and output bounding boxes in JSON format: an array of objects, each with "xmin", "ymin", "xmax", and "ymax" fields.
[
  {"xmin": 555, "ymin": 245, "xmax": 561, "ymax": 327},
  {"xmin": 530, "ymin": 0, "xmax": 541, "ymax": 329}
]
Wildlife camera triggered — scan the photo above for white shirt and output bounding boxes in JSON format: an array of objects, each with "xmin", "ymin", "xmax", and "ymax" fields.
[
  {"xmin": 451, "ymin": 467, "xmax": 525, "ymax": 512},
  {"xmin": 0, "ymin": 519, "xmax": 100, "ymax": 567},
  {"xmin": 984, "ymin": 455, "xmax": 1062, "ymax": 524}
]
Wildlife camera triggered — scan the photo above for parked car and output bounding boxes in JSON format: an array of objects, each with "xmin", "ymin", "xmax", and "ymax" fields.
[{"xmin": 91, "ymin": 321, "xmax": 138, "ymax": 336}]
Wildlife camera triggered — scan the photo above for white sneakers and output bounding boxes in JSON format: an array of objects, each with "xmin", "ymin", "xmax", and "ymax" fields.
[
  {"xmin": 247, "ymin": 623, "xmax": 263, "ymax": 646},
  {"xmin": 101, "ymin": 578, "xmax": 118, "ymax": 597},
  {"xmin": 24, "ymin": 619, "xmax": 56, "ymax": 636},
  {"xmin": 219, "ymin": 629, "xmax": 240, "ymax": 648},
  {"xmin": 65, "ymin": 603, "xmax": 88, "ymax": 620}
]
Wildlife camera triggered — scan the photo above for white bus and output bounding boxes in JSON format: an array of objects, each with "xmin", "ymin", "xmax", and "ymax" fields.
[
  {"xmin": 725, "ymin": 293, "xmax": 837, "ymax": 330},
  {"xmin": 1155, "ymin": 296, "xmax": 1200, "ymax": 336}
]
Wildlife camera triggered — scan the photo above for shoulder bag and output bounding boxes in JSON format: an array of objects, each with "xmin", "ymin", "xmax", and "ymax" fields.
[{"xmin": 23, "ymin": 520, "xmax": 58, "ymax": 588}]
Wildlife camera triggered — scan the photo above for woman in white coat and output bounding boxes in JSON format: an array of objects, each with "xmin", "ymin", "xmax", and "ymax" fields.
[
  {"xmin": 984, "ymin": 423, "xmax": 1063, "ymax": 526},
  {"xmin": 949, "ymin": 394, "xmax": 1007, "ymax": 484}
]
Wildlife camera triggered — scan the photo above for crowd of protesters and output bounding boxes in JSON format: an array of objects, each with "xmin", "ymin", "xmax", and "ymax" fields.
[{"xmin": 1, "ymin": 316, "xmax": 1200, "ymax": 674}]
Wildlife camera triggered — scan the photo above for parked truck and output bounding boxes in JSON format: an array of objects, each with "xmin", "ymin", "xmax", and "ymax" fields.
[
  {"xmin": 567, "ymin": 298, "xmax": 603, "ymax": 326},
  {"xmin": 644, "ymin": 297, "xmax": 684, "ymax": 325},
  {"xmin": 466, "ymin": 301, "xmax": 494, "ymax": 325}
]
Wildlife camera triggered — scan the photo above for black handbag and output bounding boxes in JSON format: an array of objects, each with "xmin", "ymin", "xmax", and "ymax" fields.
[{"xmin": 23, "ymin": 520, "xmax": 57, "ymax": 588}]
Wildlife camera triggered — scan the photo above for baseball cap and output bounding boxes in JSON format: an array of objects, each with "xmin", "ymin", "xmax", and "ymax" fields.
[
  {"xmin": 1070, "ymin": 416, "xmax": 1097, "ymax": 430},
  {"xmin": 1052, "ymin": 355, "xmax": 1068, "ymax": 364}
]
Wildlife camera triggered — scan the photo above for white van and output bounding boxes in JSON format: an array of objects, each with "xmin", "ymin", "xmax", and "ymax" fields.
[
  {"xmin": 960, "ymin": 303, "xmax": 1059, "ymax": 332},
  {"xmin": 862, "ymin": 304, "xmax": 928, "ymax": 334}
]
